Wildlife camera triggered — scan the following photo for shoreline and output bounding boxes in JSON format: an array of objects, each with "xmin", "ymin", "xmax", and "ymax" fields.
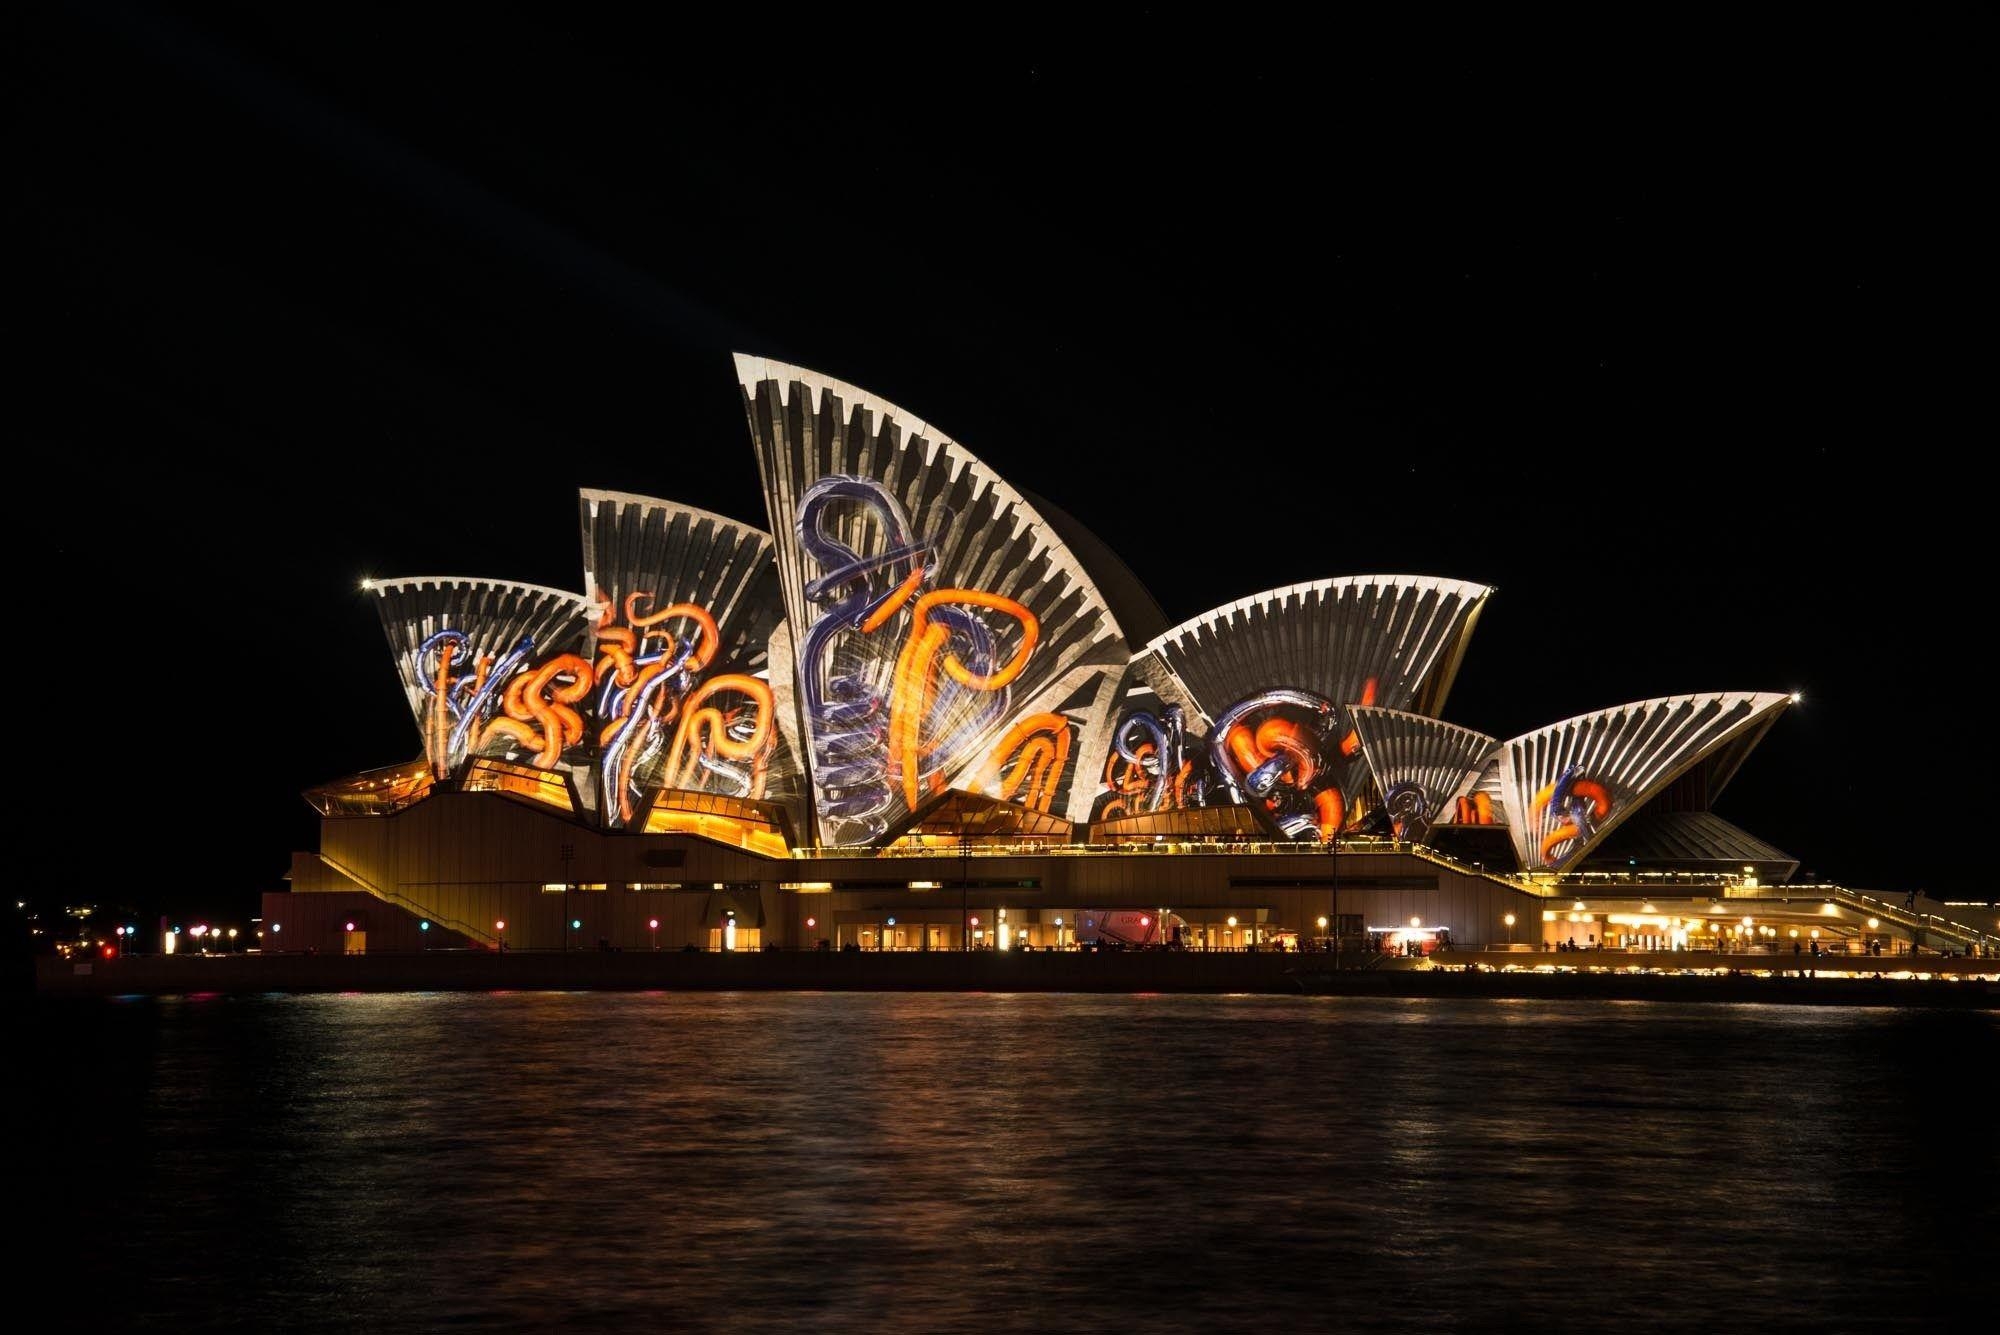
[{"xmin": 32, "ymin": 950, "xmax": 1999, "ymax": 1008}]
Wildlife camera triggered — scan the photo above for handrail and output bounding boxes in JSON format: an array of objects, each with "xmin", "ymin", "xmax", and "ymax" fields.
[{"xmin": 316, "ymin": 852, "xmax": 498, "ymax": 947}]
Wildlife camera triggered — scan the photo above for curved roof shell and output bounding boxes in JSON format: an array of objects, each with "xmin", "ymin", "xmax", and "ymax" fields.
[
  {"xmin": 577, "ymin": 490, "xmax": 802, "ymax": 828},
  {"xmin": 368, "ymin": 577, "xmax": 593, "ymax": 780},
  {"xmin": 1136, "ymin": 575, "xmax": 1493, "ymax": 728},
  {"xmin": 736, "ymin": 355, "xmax": 1130, "ymax": 844},
  {"xmin": 1497, "ymin": 692, "xmax": 1792, "ymax": 871},
  {"xmin": 1349, "ymin": 707, "xmax": 1498, "ymax": 843}
]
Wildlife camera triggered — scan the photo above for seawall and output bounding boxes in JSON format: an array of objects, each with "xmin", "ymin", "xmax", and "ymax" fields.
[{"xmin": 34, "ymin": 950, "xmax": 2000, "ymax": 1008}]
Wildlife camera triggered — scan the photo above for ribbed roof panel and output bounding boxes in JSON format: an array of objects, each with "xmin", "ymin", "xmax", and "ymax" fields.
[
  {"xmin": 369, "ymin": 577, "xmax": 593, "ymax": 781},
  {"xmin": 1139, "ymin": 576, "xmax": 1494, "ymax": 728},
  {"xmin": 736, "ymin": 355, "xmax": 1128, "ymax": 845},
  {"xmin": 1350, "ymin": 708, "xmax": 1498, "ymax": 843},
  {"xmin": 1498, "ymin": 693, "xmax": 1792, "ymax": 871}
]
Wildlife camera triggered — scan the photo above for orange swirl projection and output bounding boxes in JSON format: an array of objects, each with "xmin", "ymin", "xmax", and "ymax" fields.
[
  {"xmin": 886, "ymin": 591, "xmax": 1040, "ymax": 809},
  {"xmin": 662, "ymin": 674, "xmax": 775, "ymax": 797},
  {"xmin": 425, "ymin": 638, "xmax": 460, "ymax": 776},
  {"xmin": 1532, "ymin": 773, "xmax": 1612, "ymax": 862},
  {"xmin": 974, "ymin": 712, "xmax": 1072, "ymax": 813},
  {"xmin": 626, "ymin": 594, "xmax": 719, "ymax": 669},
  {"xmin": 1254, "ymin": 717, "xmax": 1318, "ymax": 787},
  {"xmin": 486, "ymin": 652, "xmax": 593, "ymax": 769}
]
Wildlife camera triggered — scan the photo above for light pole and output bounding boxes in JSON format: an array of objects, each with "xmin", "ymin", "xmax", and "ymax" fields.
[
  {"xmin": 560, "ymin": 842, "xmax": 575, "ymax": 953},
  {"xmin": 1504, "ymin": 912, "xmax": 1516, "ymax": 947},
  {"xmin": 960, "ymin": 826, "xmax": 971, "ymax": 952},
  {"xmin": 1326, "ymin": 828, "xmax": 1340, "ymax": 966},
  {"xmin": 649, "ymin": 917, "xmax": 659, "ymax": 951}
]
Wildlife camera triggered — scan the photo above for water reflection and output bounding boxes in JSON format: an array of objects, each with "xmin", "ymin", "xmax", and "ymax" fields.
[{"xmin": 30, "ymin": 994, "xmax": 1999, "ymax": 1332}]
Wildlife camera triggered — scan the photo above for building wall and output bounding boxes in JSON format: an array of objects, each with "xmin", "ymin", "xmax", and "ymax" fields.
[{"xmin": 285, "ymin": 791, "xmax": 1543, "ymax": 952}]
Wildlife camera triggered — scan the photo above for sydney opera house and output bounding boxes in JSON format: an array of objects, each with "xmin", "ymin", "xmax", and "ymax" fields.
[{"xmin": 264, "ymin": 357, "xmax": 1993, "ymax": 960}]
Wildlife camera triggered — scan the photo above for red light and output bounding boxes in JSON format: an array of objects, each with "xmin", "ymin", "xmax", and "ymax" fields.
[{"xmin": 102, "ymin": 945, "xmax": 117, "ymax": 959}]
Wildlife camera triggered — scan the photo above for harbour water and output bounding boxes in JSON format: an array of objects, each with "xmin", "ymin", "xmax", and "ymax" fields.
[{"xmin": 26, "ymin": 993, "xmax": 1998, "ymax": 1332}]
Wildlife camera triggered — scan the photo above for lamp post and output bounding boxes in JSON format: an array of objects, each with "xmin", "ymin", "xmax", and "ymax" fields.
[
  {"xmin": 1327, "ymin": 828, "xmax": 1340, "ymax": 965},
  {"xmin": 560, "ymin": 843, "xmax": 575, "ymax": 953},
  {"xmin": 649, "ymin": 917, "xmax": 659, "ymax": 951},
  {"xmin": 960, "ymin": 825, "xmax": 971, "ymax": 952},
  {"xmin": 1504, "ymin": 912, "xmax": 1516, "ymax": 946}
]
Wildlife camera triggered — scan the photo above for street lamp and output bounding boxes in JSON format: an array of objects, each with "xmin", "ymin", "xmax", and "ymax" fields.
[
  {"xmin": 559, "ymin": 842, "xmax": 575, "ymax": 953},
  {"xmin": 649, "ymin": 917, "xmax": 659, "ymax": 951},
  {"xmin": 959, "ymin": 824, "xmax": 972, "ymax": 951},
  {"xmin": 1504, "ymin": 912, "xmax": 1516, "ymax": 945},
  {"xmin": 1227, "ymin": 914, "xmax": 1238, "ymax": 950}
]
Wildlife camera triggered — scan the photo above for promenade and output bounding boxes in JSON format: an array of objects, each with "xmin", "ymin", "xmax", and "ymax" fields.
[{"xmin": 34, "ymin": 949, "xmax": 1999, "ymax": 1007}]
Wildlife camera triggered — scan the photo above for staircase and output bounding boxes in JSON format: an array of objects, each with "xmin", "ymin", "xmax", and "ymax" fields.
[{"xmin": 316, "ymin": 852, "xmax": 499, "ymax": 949}]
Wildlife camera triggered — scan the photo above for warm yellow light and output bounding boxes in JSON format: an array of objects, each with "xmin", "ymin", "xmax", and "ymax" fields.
[
  {"xmin": 1573, "ymin": 900, "xmax": 1585, "ymax": 911},
  {"xmin": 1790, "ymin": 691, "xmax": 1802, "ymax": 704},
  {"xmin": 1409, "ymin": 917, "xmax": 1421, "ymax": 928},
  {"xmin": 1542, "ymin": 910, "xmax": 1556, "ymax": 922},
  {"xmin": 1866, "ymin": 918, "xmax": 1879, "ymax": 929},
  {"xmin": 1227, "ymin": 916, "xmax": 1238, "ymax": 928},
  {"xmin": 1503, "ymin": 913, "xmax": 1516, "ymax": 926},
  {"xmin": 1789, "ymin": 929, "xmax": 1799, "ymax": 939},
  {"xmin": 1641, "ymin": 903, "xmax": 1656, "ymax": 914},
  {"xmin": 1810, "ymin": 929, "xmax": 1820, "ymax": 939},
  {"xmin": 1742, "ymin": 916, "xmax": 1754, "ymax": 926},
  {"xmin": 1317, "ymin": 916, "xmax": 1329, "ymax": 929}
]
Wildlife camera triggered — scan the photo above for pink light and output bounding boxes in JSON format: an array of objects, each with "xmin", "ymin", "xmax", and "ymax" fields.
[
  {"xmin": 806, "ymin": 916, "xmax": 817, "ymax": 928},
  {"xmin": 1140, "ymin": 916, "xmax": 1151, "ymax": 927},
  {"xmin": 344, "ymin": 922, "xmax": 356, "ymax": 932},
  {"xmin": 648, "ymin": 918, "xmax": 659, "ymax": 930},
  {"xmin": 970, "ymin": 916, "xmax": 980, "ymax": 926},
  {"xmin": 495, "ymin": 920, "xmax": 506, "ymax": 931}
]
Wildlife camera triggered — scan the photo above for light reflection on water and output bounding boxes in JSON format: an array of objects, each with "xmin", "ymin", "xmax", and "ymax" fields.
[{"xmin": 31, "ymin": 994, "xmax": 2000, "ymax": 1332}]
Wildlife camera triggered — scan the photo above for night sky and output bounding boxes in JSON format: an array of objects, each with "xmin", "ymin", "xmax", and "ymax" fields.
[{"xmin": 20, "ymin": 7, "xmax": 1988, "ymax": 923}]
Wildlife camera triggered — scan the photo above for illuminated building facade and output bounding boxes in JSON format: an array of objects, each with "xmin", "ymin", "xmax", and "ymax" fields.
[{"xmin": 264, "ymin": 357, "xmax": 1998, "ymax": 960}]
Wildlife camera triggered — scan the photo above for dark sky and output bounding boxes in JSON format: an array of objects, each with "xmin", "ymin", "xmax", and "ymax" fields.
[{"xmin": 19, "ymin": 5, "xmax": 1988, "ymax": 922}]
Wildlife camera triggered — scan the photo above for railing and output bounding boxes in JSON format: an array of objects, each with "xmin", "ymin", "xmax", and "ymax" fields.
[{"xmin": 316, "ymin": 852, "xmax": 499, "ymax": 948}]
